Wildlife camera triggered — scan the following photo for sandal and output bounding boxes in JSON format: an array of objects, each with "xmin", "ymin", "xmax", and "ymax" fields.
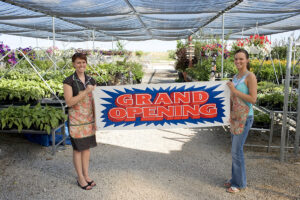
[
  {"xmin": 77, "ymin": 180, "xmax": 92, "ymax": 190},
  {"xmin": 224, "ymin": 181, "xmax": 231, "ymax": 188},
  {"xmin": 226, "ymin": 186, "xmax": 241, "ymax": 193},
  {"xmin": 87, "ymin": 180, "xmax": 96, "ymax": 187}
]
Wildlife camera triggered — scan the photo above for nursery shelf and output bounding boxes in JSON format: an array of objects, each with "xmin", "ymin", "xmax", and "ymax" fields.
[{"xmin": 0, "ymin": 121, "xmax": 67, "ymax": 155}]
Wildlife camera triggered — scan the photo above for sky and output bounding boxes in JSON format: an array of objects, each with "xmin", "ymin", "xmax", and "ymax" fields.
[
  {"xmin": 0, "ymin": 34, "xmax": 177, "ymax": 52},
  {"xmin": 1, "ymin": 30, "xmax": 299, "ymax": 52}
]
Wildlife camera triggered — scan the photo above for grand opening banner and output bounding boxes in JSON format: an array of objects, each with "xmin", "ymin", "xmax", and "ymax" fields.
[{"xmin": 93, "ymin": 81, "xmax": 230, "ymax": 130}]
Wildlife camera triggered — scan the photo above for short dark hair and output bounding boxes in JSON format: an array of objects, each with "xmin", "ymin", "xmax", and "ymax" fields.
[
  {"xmin": 235, "ymin": 49, "xmax": 250, "ymax": 70},
  {"xmin": 72, "ymin": 53, "xmax": 87, "ymax": 63}
]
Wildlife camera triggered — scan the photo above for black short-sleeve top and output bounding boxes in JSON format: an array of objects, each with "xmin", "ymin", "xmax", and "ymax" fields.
[{"xmin": 63, "ymin": 72, "xmax": 96, "ymax": 96}]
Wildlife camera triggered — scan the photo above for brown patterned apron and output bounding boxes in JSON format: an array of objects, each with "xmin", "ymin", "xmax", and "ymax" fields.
[{"xmin": 68, "ymin": 79, "xmax": 95, "ymax": 139}]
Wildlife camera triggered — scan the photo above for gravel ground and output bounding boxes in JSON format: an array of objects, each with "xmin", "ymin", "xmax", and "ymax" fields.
[
  {"xmin": 0, "ymin": 127, "xmax": 300, "ymax": 200},
  {"xmin": 0, "ymin": 64, "xmax": 299, "ymax": 200}
]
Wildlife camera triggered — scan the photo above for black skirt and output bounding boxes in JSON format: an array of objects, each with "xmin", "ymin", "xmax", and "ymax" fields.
[{"xmin": 70, "ymin": 135, "xmax": 97, "ymax": 151}]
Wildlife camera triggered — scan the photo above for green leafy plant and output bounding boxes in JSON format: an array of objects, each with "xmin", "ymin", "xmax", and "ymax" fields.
[
  {"xmin": 174, "ymin": 48, "xmax": 189, "ymax": 72},
  {"xmin": 257, "ymin": 92, "xmax": 284, "ymax": 110},
  {"xmin": 0, "ymin": 104, "xmax": 67, "ymax": 133},
  {"xmin": 135, "ymin": 50, "xmax": 143, "ymax": 58},
  {"xmin": 0, "ymin": 79, "xmax": 63, "ymax": 103},
  {"xmin": 257, "ymin": 81, "xmax": 284, "ymax": 94},
  {"xmin": 186, "ymin": 59, "xmax": 211, "ymax": 81},
  {"xmin": 253, "ymin": 109, "xmax": 271, "ymax": 128},
  {"xmin": 167, "ymin": 50, "xmax": 176, "ymax": 60}
]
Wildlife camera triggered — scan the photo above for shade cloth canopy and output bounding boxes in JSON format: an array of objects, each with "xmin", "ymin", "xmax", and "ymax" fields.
[{"xmin": 0, "ymin": 0, "xmax": 299, "ymax": 41}]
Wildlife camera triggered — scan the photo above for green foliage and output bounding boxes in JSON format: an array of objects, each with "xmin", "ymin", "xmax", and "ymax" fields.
[
  {"xmin": 176, "ymin": 40, "xmax": 187, "ymax": 49},
  {"xmin": 0, "ymin": 79, "xmax": 63, "ymax": 102},
  {"xmin": 186, "ymin": 59, "xmax": 211, "ymax": 81},
  {"xmin": 257, "ymin": 81, "xmax": 298, "ymax": 111},
  {"xmin": 135, "ymin": 51, "xmax": 143, "ymax": 57},
  {"xmin": 257, "ymin": 81, "xmax": 283, "ymax": 94},
  {"xmin": 116, "ymin": 40, "xmax": 125, "ymax": 52},
  {"xmin": 215, "ymin": 57, "xmax": 237, "ymax": 78},
  {"xmin": 0, "ymin": 104, "xmax": 67, "ymax": 134},
  {"xmin": 174, "ymin": 48, "xmax": 189, "ymax": 72},
  {"xmin": 129, "ymin": 61, "xmax": 144, "ymax": 81},
  {"xmin": 254, "ymin": 110, "xmax": 271, "ymax": 123},
  {"xmin": 11, "ymin": 59, "xmax": 70, "ymax": 71},
  {"xmin": 88, "ymin": 60, "xmax": 144, "ymax": 85},
  {"xmin": 271, "ymin": 46, "xmax": 287, "ymax": 60},
  {"xmin": 0, "ymin": 58, "xmax": 144, "ymax": 102},
  {"xmin": 257, "ymin": 92, "xmax": 284, "ymax": 110},
  {"xmin": 167, "ymin": 50, "xmax": 176, "ymax": 60}
]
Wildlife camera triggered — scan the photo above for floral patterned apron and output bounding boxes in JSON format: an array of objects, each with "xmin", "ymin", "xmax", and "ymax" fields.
[
  {"xmin": 229, "ymin": 73, "xmax": 250, "ymax": 135},
  {"xmin": 68, "ymin": 79, "xmax": 95, "ymax": 139},
  {"xmin": 230, "ymin": 95, "xmax": 249, "ymax": 135}
]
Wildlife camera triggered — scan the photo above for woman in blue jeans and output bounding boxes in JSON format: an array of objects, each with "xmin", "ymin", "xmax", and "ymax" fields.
[{"xmin": 226, "ymin": 49, "xmax": 257, "ymax": 193}]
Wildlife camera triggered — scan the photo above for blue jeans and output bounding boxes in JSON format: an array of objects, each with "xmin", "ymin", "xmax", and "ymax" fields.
[{"xmin": 230, "ymin": 115, "xmax": 253, "ymax": 189}]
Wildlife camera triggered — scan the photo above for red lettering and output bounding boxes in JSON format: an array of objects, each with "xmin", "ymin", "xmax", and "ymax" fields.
[
  {"xmin": 171, "ymin": 92, "xmax": 190, "ymax": 105},
  {"xmin": 182, "ymin": 105, "xmax": 200, "ymax": 119},
  {"xmin": 115, "ymin": 94, "xmax": 133, "ymax": 107},
  {"xmin": 192, "ymin": 91, "xmax": 209, "ymax": 105},
  {"xmin": 125, "ymin": 107, "xmax": 143, "ymax": 121},
  {"xmin": 199, "ymin": 104, "xmax": 217, "ymax": 118},
  {"xmin": 157, "ymin": 106, "xmax": 174, "ymax": 120},
  {"xmin": 153, "ymin": 93, "xmax": 173, "ymax": 105},
  {"xmin": 134, "ymin": 93, "xmax": 153, "ymax": 106},
  {"xmin": 108, "ymin": 108, "xmax": 126, "ymax": 122},
  {"xmin": 173, "ymin": 105, "xmax": 183, "ymax": 120},
  {"xmin": 141, "ymin": 107, "xmax": 157, "ymax": 121},
  {"xmin": 109, "ymin": 91, "xmax": 215, "ymax": 123}
]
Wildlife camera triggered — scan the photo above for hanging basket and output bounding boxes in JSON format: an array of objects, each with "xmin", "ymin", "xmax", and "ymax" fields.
[{"xmin": 248, "ymin": 46, "xmax": 260, "ymax": 55}]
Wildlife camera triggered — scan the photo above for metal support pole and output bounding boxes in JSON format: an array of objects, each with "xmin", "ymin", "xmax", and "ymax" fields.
[
  {"xmin": 62, "ymin": 122, "xmax": 66, "ymax": 146},
  {"xmin": 294, "ymin": 71, "xmax": 300, "ymax": 155},
  {"xmin": 270, "ymin": 54, "xmax": 279, "ymax": 85},
  {"xmin": 280, "ymin": 37, "xmax": 293, "ymax": 162},
  {"xmin": 92, "ymin": 30, "xmax": 95, "ymax": 51},
  {"xmin": 188, "ymin": 35, "xmax": 193, "ymax": 68},
  {"xmin": 52, "ymin": 129, "xmax": 55, "ymax": 155},
  {"xmin": 256, "ymin": 57, "xmax": 265, "ymax": 81},
  {"xmin": 52, "ymin": 17, "xmax": 56, "ymax": 71},
  {"xmin": 277, "ymin": 53, "xmax": 284, "ymax": 81},
  {"xmin": 268, "ymin": 111, "xmax": 275, "ymax": 153},
  {"xmin": 293, "ymin": 35, "xmax": 296, "ymax": 73},
  {"xmin": 221, "ymin": 13, "xmax": 225, "ymax": 79}
]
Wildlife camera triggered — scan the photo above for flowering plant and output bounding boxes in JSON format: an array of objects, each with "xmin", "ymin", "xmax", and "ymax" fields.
[
  {"xmin": 201, "ymin": 43, "xmax": 230, "ymax": 59},
  {"xmin": 0, "ymin": 42, "xmax": 17, "ymax": 66},
  {"xmin": 234, "ymin": 34, "xmax": 271, "ymax": 56},
  {"xmin": 46, "ymin": 46, "xmax": 61, "ymax": 57},
  {"xmin": 75, "ymin": 49, "xmax": 132, "ymax": 56},
  {"xmin": 16, "ymin": 47, "xmax": 36, "ymax": 61}
]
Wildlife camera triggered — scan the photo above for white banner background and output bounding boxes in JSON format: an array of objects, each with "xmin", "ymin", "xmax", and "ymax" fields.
[{"xmin": 93, "ymin": 81, "xmax": 230, "ymax": 130}]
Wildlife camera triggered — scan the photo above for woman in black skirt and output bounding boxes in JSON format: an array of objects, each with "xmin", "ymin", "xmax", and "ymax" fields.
[{"xmin": 63, "ymin": 53, "xmax": 97, "ymax": 190}]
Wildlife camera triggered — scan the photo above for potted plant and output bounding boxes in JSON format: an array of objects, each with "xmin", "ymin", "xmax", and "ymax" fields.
[{"xmin": 253, "ymin": 110, "xmax": 271, "ymax": 129}]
